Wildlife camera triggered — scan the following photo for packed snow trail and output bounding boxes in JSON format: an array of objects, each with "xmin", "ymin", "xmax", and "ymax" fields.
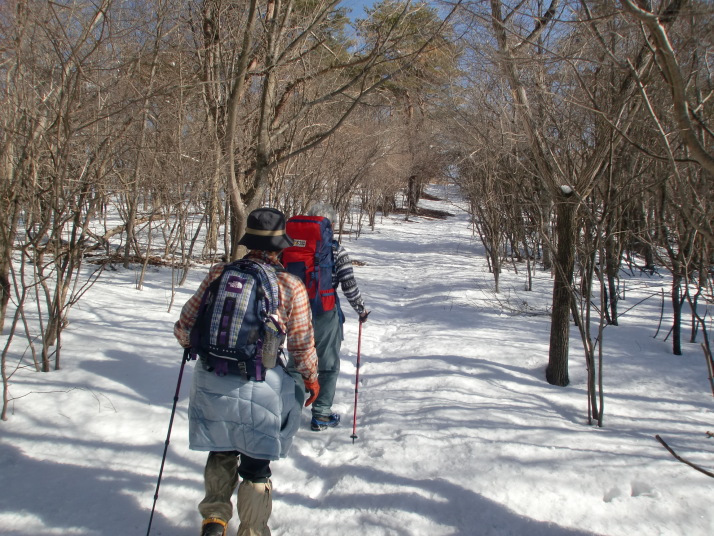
[
  {"xmin": 270, "ymin": 189, "xmax": 594, "ymax": 536},
  {"xmin": 1, "ymin": 184, "xmax": 712, "ymax": 536},
  {"xmin": 266, "ymin": 187, "xmax": 712, "ymax": 536}
]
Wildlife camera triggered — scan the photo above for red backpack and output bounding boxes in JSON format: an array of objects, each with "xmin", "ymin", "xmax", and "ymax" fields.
[{"xmin": 282, "ymin": 216, "xmax": 336, "ymax": 315}]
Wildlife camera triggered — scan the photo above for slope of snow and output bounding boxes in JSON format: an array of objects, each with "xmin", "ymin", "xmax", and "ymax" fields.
[{"xmin": 1, "ymin": 185, "xmax": 712, "ymax": 536}]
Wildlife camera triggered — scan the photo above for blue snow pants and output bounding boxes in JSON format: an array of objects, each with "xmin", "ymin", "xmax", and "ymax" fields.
[{"xmin": 311, "ymin": 307, "xmax": 344, "ymax": 418}]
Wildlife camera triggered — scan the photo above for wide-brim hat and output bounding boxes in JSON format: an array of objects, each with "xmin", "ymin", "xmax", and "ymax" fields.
[{"xmin": 238, "ymin": 207, "xmax": 294, "ymax": 251}]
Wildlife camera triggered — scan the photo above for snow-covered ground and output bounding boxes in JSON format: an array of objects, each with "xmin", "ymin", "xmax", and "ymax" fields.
[{"xmin": 1, "ymin": 185, "xmax": 712, "ymax": 536}]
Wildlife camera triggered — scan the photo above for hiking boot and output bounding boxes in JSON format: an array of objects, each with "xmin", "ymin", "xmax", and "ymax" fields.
[
  {"xmin": 201, "ymin": 517, "xmax": 227, "ymax": 536},
  {"xmin": 311, "ymin": 413, "xmax": 340, "ymax": 431}
]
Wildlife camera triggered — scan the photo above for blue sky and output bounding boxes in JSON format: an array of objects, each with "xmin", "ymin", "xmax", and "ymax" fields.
[{"xmin": 339, "ymin": 0, "xmax": 376, "ymax": 18}]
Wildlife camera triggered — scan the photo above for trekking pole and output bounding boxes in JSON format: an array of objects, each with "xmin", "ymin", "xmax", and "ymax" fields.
[
  {"xmin": 147, "ymin": 348, "xmax": 190, "ymax": 536},
  {"xmin": 351, "ymin": 322, "xmax": 363, "ymax": 444}
]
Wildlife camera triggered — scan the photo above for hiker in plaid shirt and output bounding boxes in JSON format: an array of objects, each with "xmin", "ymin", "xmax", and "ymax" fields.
[{"xmin": 174, "ymin": 208, "xmax": 319, "ymax": 536}]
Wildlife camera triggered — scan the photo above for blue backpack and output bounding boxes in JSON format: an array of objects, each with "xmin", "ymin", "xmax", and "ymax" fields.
[{"xmin": 189, "ymin": 260, "xmax": 283, "ymax": 380}]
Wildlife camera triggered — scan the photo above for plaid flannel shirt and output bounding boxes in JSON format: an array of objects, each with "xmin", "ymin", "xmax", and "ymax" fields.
[{"xmin": 173, "ymin": 252, "xmax": 318, "ymax": 383}]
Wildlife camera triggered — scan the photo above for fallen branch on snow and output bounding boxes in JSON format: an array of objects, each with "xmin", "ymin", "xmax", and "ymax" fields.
[{"xmin": 655, "ymin": 435, "xmax": 714, "ymax": 479}]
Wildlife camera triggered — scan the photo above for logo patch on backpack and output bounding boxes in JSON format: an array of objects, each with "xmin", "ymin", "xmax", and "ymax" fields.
[
  {"xmin": 226, "ymin": 275, "xmax": 246, "ymax": 292},
  {"xmin": 189, "ymin": 260, "xmax": 284, "ymax": 380}
]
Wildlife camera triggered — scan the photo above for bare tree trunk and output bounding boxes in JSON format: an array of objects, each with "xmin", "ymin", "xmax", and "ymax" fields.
[
  {"xmin": 671, "ymin": 272, "xmax": 683, "ymax": 356},
  {"xmin": 406, "ymin": 175, "xmax": 421, "ymax": 218},
  {"xmin": 0, "ymin": 200, "xmax": 20, "ymax": 331},
  {"xmin": 621, "ymin": 0, "xmax": 714, "ymax": 177},
  {"xmin": 546, "ymin": 191, "xmax": 577, "ymax": 386},
  {"xmin": 203, "ymin": 168, "xmax": 222, "ymax": 258},
  {"xmin": 604, "ymin": 221, "xmax": 621, "ymax": 325}
]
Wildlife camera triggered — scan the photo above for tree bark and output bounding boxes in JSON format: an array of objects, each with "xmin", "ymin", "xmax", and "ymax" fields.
[
  {"xmin": 671, "ymin": 272, "xmax": 683, "ymax": 356},
  {"xmin": 546, "ymin": 191, "xmax": 577, "ymax": 386}
]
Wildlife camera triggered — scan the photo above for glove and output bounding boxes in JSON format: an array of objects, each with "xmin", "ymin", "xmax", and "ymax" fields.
[
  {"xmin": 359, "ymin": 310, "xmax": 370, "ymax": 323},
  {"xmin": 182, "ymin": 347, "xmax": 196, "ymax": 362},
  {"xmin": 303, "ymin": 378, "xmax": 320, "ymax": 407}
]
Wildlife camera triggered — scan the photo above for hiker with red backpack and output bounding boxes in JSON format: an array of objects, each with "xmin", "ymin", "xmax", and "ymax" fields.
[
  {"xmin": 282, "ymin": 204, "xmax": 369, "ymax": 432},
  {"xmin": 173, "ymin": 208, "xmax": 319, "ymax": 536}
]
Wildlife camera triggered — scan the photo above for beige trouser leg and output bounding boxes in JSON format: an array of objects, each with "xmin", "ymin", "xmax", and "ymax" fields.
[
  {"xmin": 199, "ymin": 452, "xmax": 239, "ymax": 523},
  {"xmin": 237, "ymin": 480, "xmax": 272, "ymax": 536}
]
